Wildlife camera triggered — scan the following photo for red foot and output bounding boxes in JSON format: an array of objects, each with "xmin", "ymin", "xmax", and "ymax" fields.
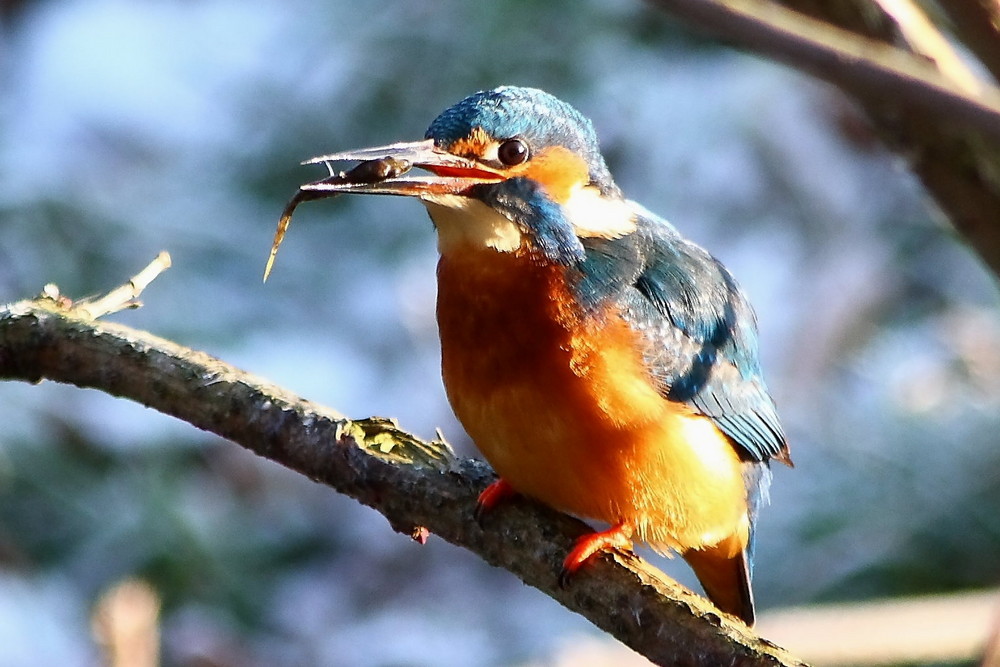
[
  {"xmin": 560, "ymin": 523, "xmax": 634, "ymax": 587},
  {"xmin": 475, "ymin": 479, "xmax": 516, "ymax": 523}
]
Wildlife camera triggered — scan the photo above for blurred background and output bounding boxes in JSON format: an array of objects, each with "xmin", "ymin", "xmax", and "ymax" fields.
[{"xmin": 2, "ymin": 1, "xmax": 999, "ymax": 665}]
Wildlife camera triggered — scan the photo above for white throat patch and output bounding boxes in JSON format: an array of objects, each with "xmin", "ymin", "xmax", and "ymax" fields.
[
  {"xmin": 423, "ymin": 195, "xmax": 524, "ymax": 255},
  {"xmin": 421, "ymin": 186, "xmax": 637, "ymax": 256}
]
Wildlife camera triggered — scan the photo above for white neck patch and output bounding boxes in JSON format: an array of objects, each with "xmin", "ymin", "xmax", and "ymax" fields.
[{"xmin": 562, "ymin": 185, "xmax": 637, "ymax": 239}]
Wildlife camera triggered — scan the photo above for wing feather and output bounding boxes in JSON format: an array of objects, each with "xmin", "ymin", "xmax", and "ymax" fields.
[{"xmin": 575, "ymin": 208, "xmax": 790, "ymax": 465}]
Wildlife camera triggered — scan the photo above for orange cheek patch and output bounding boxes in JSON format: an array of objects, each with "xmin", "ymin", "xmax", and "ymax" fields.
[{"xmin": 513, "ymin": 146, "xmax": 590, "ymax": 204}]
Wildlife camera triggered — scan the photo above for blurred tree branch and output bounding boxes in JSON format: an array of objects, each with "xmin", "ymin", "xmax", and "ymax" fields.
[
  {"xmin": 647, "ymin": 0, "xmax": 1000, "ymax": 279},
  {"xmin": 0, "ymin": 257, "xmax": 805, "ymax": 667},
  {"xmin": 936, "ymin": 1, "xmax": 1000, "ymax": 85}
]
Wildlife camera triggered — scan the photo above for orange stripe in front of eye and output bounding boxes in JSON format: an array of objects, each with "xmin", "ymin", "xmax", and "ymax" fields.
[{"xmin": 446, "ymin": 126, "xmax": 493, "ymax": 158}]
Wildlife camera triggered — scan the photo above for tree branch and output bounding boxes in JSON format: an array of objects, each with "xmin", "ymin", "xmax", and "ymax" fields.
[
  {"xmin": 0, "ymin": 260, "xmax": 805, "ymax": 667},
  {"xmin": 937, "ymin": 0, "xmax": 1000, "ymax": 85},
  {"xmin": 646, "ymin": 0, "xmax": 1000, "ymax": 138},
  {"xmin": 869, "ymin": 0, "xmax": 981, "ymax": 94},
  {"xmin": 647, "ymin": 0, "xmax": 1000, "ymax": 280}
]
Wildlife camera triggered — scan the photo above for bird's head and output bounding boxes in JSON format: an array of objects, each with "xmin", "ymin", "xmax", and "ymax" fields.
[
  {"xmin": 271, "ymin": 87, "xmax": 636, "ymax": 275},
  {"xmin": 423, "ymin": 86, "xmax": 619, "ymax": 201}
]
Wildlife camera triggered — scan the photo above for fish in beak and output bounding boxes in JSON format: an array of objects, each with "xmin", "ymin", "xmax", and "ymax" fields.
[{"xmin": 263, "ymin": 139, "xmax": 505, "ymax": 281}]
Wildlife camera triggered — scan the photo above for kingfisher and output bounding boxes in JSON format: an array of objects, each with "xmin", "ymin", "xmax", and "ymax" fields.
[{"xmin": 266, "ymin": 86, "xmax": 791, "ymax": 625}]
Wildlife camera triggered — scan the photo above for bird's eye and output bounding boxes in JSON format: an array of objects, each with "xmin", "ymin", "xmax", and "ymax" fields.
[{"xmin": 497, "ymin": 138, "xmax": 529, "ymax": 166}]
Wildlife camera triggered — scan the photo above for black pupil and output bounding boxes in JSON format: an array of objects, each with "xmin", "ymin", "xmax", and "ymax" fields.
[{"xmin": 498, "ymin": 139, "xmax": 528, "ymax": 166}]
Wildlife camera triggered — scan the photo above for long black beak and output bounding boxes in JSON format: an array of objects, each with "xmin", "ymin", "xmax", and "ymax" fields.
[{"xmin": 263, "ymin": 139, "xmax": 504, "ymax": 281}]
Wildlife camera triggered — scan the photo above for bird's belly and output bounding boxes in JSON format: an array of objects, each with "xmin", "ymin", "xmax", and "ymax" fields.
[{"xmin": 436, "ymin": 250, "xmax": 747, "ymax": 551}]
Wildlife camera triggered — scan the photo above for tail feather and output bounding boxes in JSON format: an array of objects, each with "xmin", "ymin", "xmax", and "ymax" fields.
[{"xmin": 683, "ymin": 539, "xmax": 755, "ymax": 625}]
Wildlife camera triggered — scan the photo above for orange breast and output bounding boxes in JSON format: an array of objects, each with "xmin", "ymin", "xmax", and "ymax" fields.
[{"xmin": 436, "ymin": 247, "xmax": 749, "ymax": 552}]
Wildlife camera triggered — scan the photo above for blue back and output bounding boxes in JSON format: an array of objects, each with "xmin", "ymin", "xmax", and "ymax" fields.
[{"xmin": 570, "ymin": 211, "xmax": 787, "ymax": 464}]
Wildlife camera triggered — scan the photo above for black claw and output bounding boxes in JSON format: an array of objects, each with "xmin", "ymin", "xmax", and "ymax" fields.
[{"xmin": 558, "ymin": 566, "xmax": 574, "ymax": 589}]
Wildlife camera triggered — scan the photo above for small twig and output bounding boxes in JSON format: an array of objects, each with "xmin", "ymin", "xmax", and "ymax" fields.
[{"xmin": 70, "ymin": 252, "xmax": 173, "ymax": 319}]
